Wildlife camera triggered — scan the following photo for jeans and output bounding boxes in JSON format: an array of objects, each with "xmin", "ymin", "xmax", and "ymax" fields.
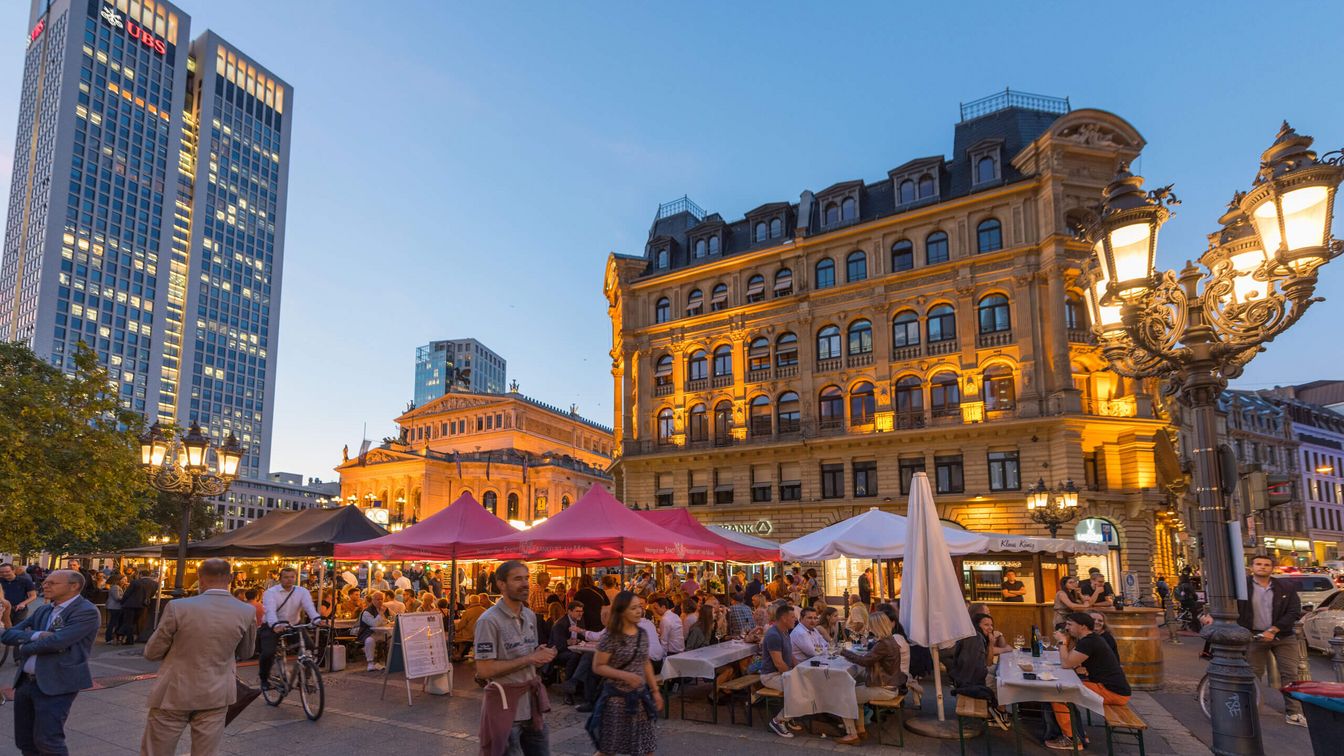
[
  {"xmin": 257, "ymin": 625, "xmax": 279, "ymax": 685},
  {"xmin": 104, "ymin": 609, "xmax": 122, "ymax": 642},
  {"xmin": 506, "ymin": 720, "xmax": 550, "ymax": 756},
  {"xmin": 1249, "ymin": 635, "xmax": 1303, "ymax": 715},
  {"xmin": 13, "ymin": 673, "xmax": 78, "ymax": 756}
]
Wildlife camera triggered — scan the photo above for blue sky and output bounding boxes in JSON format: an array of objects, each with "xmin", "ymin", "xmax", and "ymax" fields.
[{"xmin": 1, "ymin": 1, "xmax": 1341, "ymax": 480}]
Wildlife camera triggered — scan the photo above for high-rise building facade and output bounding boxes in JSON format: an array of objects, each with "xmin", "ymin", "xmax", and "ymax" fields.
[
  {"xmin": 414, "ymin": 338, "xmax": 506, "ymax": 405},
  {"xmin": 0, "ymin": 0, "xmax": 291, "ymax": 478}
]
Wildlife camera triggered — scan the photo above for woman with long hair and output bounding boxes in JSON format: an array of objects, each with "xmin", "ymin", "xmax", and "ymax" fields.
[
  {"xmin": 1053, "ymin": 576, "xmax": 1088, "ymax": 627},
  {"xmin": 684, "ymin": 605, "xmax": 716, "ymax": 650},
  {"xmin": 588, "ymin": 591, "xmax": 662, "ymax": 756},
  {"xmin": 751, "ymin": 592, "xmax": 769, "ymax": 630}
]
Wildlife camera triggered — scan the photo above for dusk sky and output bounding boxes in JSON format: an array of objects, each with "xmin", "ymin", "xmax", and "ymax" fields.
[{"xmin": 1, "ymin": 1, "xmax": 1341, "ymax": 481}]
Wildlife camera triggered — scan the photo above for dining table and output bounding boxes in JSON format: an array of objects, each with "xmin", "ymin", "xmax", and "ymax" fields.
[
  {"xmin": 781, "ymin": 652, "xmax": 862, "ymax": 721},
  {"xmin": 994, "ymin": 650, "xmax": 1105, "ymax": 717},
  {"xmin": 657, "ymin": 639, "xmax": 757, "ymax": 681}
]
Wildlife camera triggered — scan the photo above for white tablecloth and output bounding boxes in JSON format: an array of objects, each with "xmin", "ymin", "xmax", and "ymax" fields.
[
  {"xmin": 658, "ymin": 640, "xmax": 756, "ymax": 681},
  {"xmin": 781, "ymin": 655, "xmax": 860, "ymax": 720},
  {"xmin": 994, "ymin": 652, "xmax": 1105, "ymax": 716}
]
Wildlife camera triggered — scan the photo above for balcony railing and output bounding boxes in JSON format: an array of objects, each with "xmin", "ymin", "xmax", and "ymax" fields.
[
  {"xmin": 775, "ymin": 364, "xmax": 798, "ymax": 379},
  {"xmin": 654, "ymin": 383, "xmax": 673, "ymax": 397},
  {"xmin": 710, "ymin": 375, "xmax": 733, "ymax": 388},
  {"xmin": 1067, "ymin": 328, "xmax": 1095, "ymax": 344},
  {"xmin": 619, "ymin": 412, "xmax": 976, "ymax": 457},
  {"xmin": 686, "ymin": 378, "xmax": 708, "ymax": 392},
  {"xmin": 847, "ymin": 353, "xmax": 874, "ymax": 368},
  {"xmin": 977, "ymin": 330, "xmax": 1013, "ymax": 348},
  {"xmin": 746, "ymin": 368, "xmax": 771, "ymax": 384},
  {"xmin": 816, "ymin": 357, "xmax": 842, "ymax": 372},
  {"xmin": 927, "ymin": 339, "xmax": 958, "ymax": 355},
  {"xmin": 893, "ymin": 411, "xmax": 926, "ymax": 430},
  {"xmin": 891, "ymin": 344, "xmax": 922, "ymax": 361}
]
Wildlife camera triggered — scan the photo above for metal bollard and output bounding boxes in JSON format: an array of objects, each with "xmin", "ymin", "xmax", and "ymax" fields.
[
  {"xmin": 1296, "ymin": 620, "xmax": 1312, "ymax": 681},
  {"xmin": 1331, "ymin": 626, "xmax": 1344, "ymax": 683}
]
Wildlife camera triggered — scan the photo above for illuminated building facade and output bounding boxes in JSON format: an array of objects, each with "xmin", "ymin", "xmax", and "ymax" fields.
[
  {"xmin": 0, "ymin": 0, "xmax": 291, "ymax": 479},
  {"xmin": 606, "ymin": 92, "xmax": 1172, "ymax": 596},
  {"xmin": 336, "ymin": 390, "xmax": 613, "ymax": 530}
]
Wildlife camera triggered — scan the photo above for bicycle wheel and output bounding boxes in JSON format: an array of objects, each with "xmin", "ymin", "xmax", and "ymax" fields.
[
  {"xmin": 261, "ymin": 656, "xmax": 288, "ymax": 706},
  {"xmin": 1199, "ymin": 672, "xmax": 1258, "ymax": 718},
  {"xmin": 297, "ymin": 658, "xmax": 325, "ymax": 721}
]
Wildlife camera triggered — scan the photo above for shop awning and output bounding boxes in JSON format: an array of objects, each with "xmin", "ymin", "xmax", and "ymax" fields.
[
  {"xmin": 333, "ymin": 492, "xmax": 519, "ymax": 561},
  {"xmin": 636, "ymin": 508, "xmax": 780, "ymax": 563}
]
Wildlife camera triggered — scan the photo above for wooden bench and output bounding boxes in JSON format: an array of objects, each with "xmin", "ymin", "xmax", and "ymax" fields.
[
  {"xmin": 717, "ymin": 674, "xmax": 760, "ymax": 726},
  {"xmin": 955, "ymin": 696, "xmax": 992, "ymax": 756},
  {"xmin": 749, "ymin": 686, "xmax": 784, "ymax": 728},
  {"xmin": 868, "ymin": 694, "xmax": 906, "ymax": 747},
  {"xmin": 1103, "ymin": 703, "xmax": 1147, "ymax": 756}
]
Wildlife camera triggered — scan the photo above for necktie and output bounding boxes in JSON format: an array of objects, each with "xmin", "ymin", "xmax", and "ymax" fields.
[{"xmin": 22, "ymin": 604, "xmax": 64, "ymax": 677}]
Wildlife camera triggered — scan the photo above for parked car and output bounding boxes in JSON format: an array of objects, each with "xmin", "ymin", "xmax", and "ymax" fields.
[
  {"xmin": 1272, "ymin": 573, "xmax": 1338, "ymax": 611},
  {"xmin": 1301, "ymin": 589, "xmax": 1344, "ymax": 653}
]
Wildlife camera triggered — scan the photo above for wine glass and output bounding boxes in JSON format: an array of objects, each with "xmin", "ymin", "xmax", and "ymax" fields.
[{"xmin": 1013, "ymin": 634, "xmax": 1025, "ymax": 652}]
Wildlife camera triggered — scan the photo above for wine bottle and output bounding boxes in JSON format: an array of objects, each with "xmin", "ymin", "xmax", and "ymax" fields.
[{"xmin": 1030, "ymin": 624, "xmax": 1041, "ymax": 657}]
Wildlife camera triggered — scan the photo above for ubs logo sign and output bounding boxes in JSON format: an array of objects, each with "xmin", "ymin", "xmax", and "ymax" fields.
[{"xmin": 100, "ymin": 2, "xmax": 166, "ymax": 56}]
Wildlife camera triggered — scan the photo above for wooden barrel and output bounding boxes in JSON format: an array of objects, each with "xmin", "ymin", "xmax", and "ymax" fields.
[{"xmin": 1102, "ymin": 607, "xmax": 1163, "ymax": 690}]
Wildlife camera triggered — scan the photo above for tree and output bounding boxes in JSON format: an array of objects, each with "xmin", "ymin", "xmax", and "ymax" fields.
[{"xmin": 0, "ymin": 341, "xmax": 153, "ymax": 556}]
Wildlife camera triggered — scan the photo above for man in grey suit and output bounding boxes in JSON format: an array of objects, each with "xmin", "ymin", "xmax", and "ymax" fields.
[
  {"xmin": 141, "ymin": 558, "xmax": 257, "ymax": 756},
  {"xmin": 1, "ymin": 569, "xmax": 100, "ymax": 756}
]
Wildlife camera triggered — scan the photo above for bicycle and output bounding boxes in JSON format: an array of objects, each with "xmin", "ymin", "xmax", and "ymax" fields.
[{"xmin": 260, "ymin": 622, "xmax": 326, "ymax": 721}]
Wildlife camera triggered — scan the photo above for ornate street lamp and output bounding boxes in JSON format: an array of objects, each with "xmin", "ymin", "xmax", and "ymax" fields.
[
  {"xmin": 1079, "ymin": 123, "xmax": 1343, "ymax": 756},
  {"xmin": 1024, "ymin": 478, "xmax": 1079, "ymax": 537},
  {"xmin": 138, "ymin": 421, "xmax": 245, "ymax": 597}
]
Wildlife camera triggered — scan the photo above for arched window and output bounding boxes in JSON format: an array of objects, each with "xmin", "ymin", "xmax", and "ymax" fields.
[
  {"xmin": 687, "ymin": 349, "xmax": 708, "ymax": 382},
  {"xmin": 654, "ymin": 248, "xmax": 668, "ymax": 268},
  {"xmin": 754, "ymin": 222, "xmax": 767, "ymax": 242},
  {"xmin": 483, "ymin": 491, "xmax": 498, "ymax": 515},
  {"xmin": 847, "ymin": 319, "xmax": 873, "ymax": 355},
  {"xmin": 931, "ymin": 372, "xmax": 961, "ymax": 417},
  {"xmin": 748, "ymin": 337, "xmax": 770, "ymax": 372},
  {"xmin": 898, "ymin": 179, "xmax": 916, "ymax": 204},
  {"xmin": 841, "ymin": 197, "xmax": 857, "ymax": 221},
  {"xmin": 774, "ymin": 268, "xmax": 793, "ymax": 297},
  {"xmin": 976, "ymin": 156, "xmax": 997, "ymax": 184},
  {"xmin": 926, "ymin": 231, "xmax": 949, "ymax": 264},
  {"xmin": 977, "ymin": 219, "xmax": 1002, "ymax": 253},
  {"xmin": 927, "ymin": 304, "xmax": 957, "ymax": 343},
  {"xmin": 891, "ymin": 240, "xmax": 914, "ymax": 272},
  {"xmin": 846, "ymin": 250, "xmax": 867, "ymax": 282},
  {"xmin": 815, "ymin": 258, "xmax": 836, "ymax": 289},
  {"xmin": 507, "ymin": 492, "xmax": 520, "ymax": 520},
  {"xmin": 894, "ymin": 375, "xmax": 923, "ymax": 427},
  {"xmin": 849, "ymin": 381, "xmax": 876, "ymax": 426},
  {"xmin": 819, "ymin": 386, "xmax": 844, "ymax": 429},
  {"xmin": 656, "ymin": 408, "xmax": 675, "ymax": 443},
  {"xmin": 708, "ymin": 236, "xmax": 720, "ymax": 255},
  {"xmin": 892, "ymin": 310, "xmax": 920, "ymax": 347},
  {"xmin": 655, "ymin": 297, "xmax": 670, "ymax": 323},
  {"xmin": 686, "ymin": 288, "xmax": 704, "ymax": 316},
  {"xmin": 710, "ymin": 283, "xmax": 728, "ymax": 311},
  {"xmin": 769, "ymin": 218, "xmax": 783, "ymax": 238},
  {"xmin": 918, "ymin": 174, "xmax": 936, "ymax": 198},
  {"xmin": 745, "ymin": 274, "xmax": 766, "ymax": 303},
  {"xmin": 817, "ymin": 325, "xmax": 842, "ymax": 360},
  {"xmin": 749, "ymin": 395, "xmax": 772, "ymax": 437},
  {"xmin": 694, "ymin": 239, "xmax": 707, "ymax": 258},
  {"xmin": 977, "ymin": 294, "xmax": 1011, "ymax": 334},
  {"xmin": 688, "ymin": 403, "xmax": 708, "ymax": 442},
  {"xmin": 824, "ymin": 202, "xmax": 840, "ymax": 225},
  {"xmin": 1065, "ymin": 294, "xmax": 1085, "ymax": 331},
  {"xmin": 984, "ymin": 365, "xmax": 1016, "ymax": 411},
  {"xmin": 561, "ymin": 495, "xmax": 571, "ymax": 510},
  {"xmin": 775, "ymin": 332, "xmax": 799, "ymax": 367},
  {"xmin": 713, "ymin": 400, "xmax": 733, "ymax": 441},
  {"xmin": 777, "ymin": 391, "xmax": 801, "ymax": 433},
  {"xmin": 654, "ymin": 354, "xmax": 673, "ymax": 387},
  {"xmin": 712, "ymin": 344, "xmax": 733, "ymax": 378}
]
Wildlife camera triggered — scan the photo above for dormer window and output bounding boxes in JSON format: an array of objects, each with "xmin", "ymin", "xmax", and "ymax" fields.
[
  {"xmin": 655, "ymin": 248, "xmax": 669, "ymax": 269},
  {"xmin": 918, "ymin": 174, "xmax": 936, "ymax": 198},
  {"xmin": 890, "ymin": 159, "xmax": 943, "ymax": 208},
  {"xmin": 968, "ymin": 139, "xmax": 1004, "ymax": 188},
  {"xmin": 824, "ymin": 203, "xmax": 840, "ymax": 225},
  {"xmin": 754, "ymin": 222, "xmax": 767, "ymax": 243},
  {"xmin": 898, "ymin": 180, "xmax": 916, "ymax": 205},
  {"xmin": 976, "ymin": 156, "xmax": 998, "ymax": 184},
  {"xmin": 708, "ymin": 236, "xmax": 720, "ymax": 255},
  {"xmin": 693, "ymin": 239, "xmax": 707, "ymax": 259},
  {"xmin": 841, "ymin": 197, "xmax": 857, "ymax": 221},
  {"xmin": 769, "ymin": 218, "xmax": 783, "ymax": 238}
]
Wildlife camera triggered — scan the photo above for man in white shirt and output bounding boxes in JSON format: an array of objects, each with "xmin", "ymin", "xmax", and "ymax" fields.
[
  {"xmin": 650, "ymin": 597, "xmax": 684, "ymax": 655},
  {"xmin": 790, "ymin": 606, "xmax": 827, "ymax": 661},
  {"xmin": 258, "ymin": 567, "xmax": 322, "ymax": 690},
  {"xmin": 383, "ymin": 591, "xmax": 407, "ymax": 617},
  {"xmin": 392, "ymin": 569, "xmax": 412, "ymax": 592}
]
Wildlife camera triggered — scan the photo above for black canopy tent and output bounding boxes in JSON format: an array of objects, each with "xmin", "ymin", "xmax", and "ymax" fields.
[{"xmin": 173, "ymin": 506, "xmax": 387, "ymax": 558}]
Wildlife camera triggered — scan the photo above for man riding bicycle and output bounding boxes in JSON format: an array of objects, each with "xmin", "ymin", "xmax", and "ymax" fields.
[{"xmin": 259, "ymin": 567, "xmax": 324, "ymax": 690}]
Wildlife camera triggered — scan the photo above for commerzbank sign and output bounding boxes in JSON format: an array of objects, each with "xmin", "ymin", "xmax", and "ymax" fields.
[
  {"xmin": 100, "ymin": 2, "xmax": 166, "ymax": 56},
  {"xmin": 717, "ymin": 520, "xmax": 774, "ymax": 536}
]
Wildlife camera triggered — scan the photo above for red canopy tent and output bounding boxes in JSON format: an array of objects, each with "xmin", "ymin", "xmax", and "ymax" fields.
[
  {"xmin": 464, "ymin": 487, "xmax": 723, "ymax": 565},
  {"xmin": 635, "ymin": 508, "xmax": 780, "ymax": 563},
  {"xmin": 333, "ymin": 492, "xmax": 517, "ymax": 561}
]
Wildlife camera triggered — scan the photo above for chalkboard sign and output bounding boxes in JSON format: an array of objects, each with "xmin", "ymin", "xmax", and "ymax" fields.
[{"xmin": 385, "ymin": 612, "xmax": 451, "ymax": 679}]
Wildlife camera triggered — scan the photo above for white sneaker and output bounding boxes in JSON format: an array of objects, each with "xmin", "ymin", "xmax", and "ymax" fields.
[
  {"xmin": 1285, "ymin": 713, "xmax": 1307, "ymax": 727},
  {"xmin": 367, "ymin": 662, "xmax": 384, "ymax": 672}
]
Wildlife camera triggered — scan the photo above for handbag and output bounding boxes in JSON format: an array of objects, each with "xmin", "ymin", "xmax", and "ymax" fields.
[{"xmin": 226, "ymin": 677, "xmax": 260, "ymax": 725}]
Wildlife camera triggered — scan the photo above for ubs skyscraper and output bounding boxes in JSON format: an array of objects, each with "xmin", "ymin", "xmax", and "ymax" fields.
[{"xmin": 0, "ymin": 0, "xmax": 292, "ymax": 477}]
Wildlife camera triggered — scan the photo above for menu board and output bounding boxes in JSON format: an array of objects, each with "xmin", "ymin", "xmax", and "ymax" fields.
[{"xmin": 387, "ymin": 612, "xmax": 451, "ymax": 680}]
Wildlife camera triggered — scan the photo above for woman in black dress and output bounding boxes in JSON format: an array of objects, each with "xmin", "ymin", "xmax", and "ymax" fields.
[{"xmin": 589, "ymin": 591, "xmax": 662, "ymax": 755}]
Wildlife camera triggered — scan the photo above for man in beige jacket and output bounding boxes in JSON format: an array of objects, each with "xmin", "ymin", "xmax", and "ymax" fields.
[{"xmin": 141, "ymin": 558, "xmax": 257, "ymax": 755}]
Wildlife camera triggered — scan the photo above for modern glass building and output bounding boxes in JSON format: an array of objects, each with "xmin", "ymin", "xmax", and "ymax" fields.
[
  {"xmin": 0, "ymin": 0, "xmax": 292, "ymax": 478},
  {"xmin": 414, "ymin": 338, "xmax": 507, "ymax": 405}
]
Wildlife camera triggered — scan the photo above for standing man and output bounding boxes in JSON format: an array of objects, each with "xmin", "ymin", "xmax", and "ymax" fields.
[
  {"xmin": 474, "ymin": 561, "xmax": 556, "ymax": 756},
  {"xmin": 2, "ymin": 570, "xmax": 100, "ymax": 756},
  {"xmin": 1000, "ymin": 570, "xmax": 1027, "ymax": 602},
  {"xmin": 258, "ymin": 567, "xmax": 322, "ymax": 690},
  {"xmin": 1238, "ymin": 554, "xmax": 1306, "ymax": 727},
  {"xmin": 0, "ymin": 563, "xmax": 38, "ymax": 624},
  {"xmin": 858, "ymin": 567, "xmax": 874, "ymax": 608},
  {"xmin": 140, "ymin": 558, "xmax": 257, "ymax": 755}
]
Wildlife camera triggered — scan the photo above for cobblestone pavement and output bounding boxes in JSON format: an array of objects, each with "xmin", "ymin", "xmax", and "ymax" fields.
[{"xmin": 5, "ymin": 634, "xmax": 1314, "ymax": 755}]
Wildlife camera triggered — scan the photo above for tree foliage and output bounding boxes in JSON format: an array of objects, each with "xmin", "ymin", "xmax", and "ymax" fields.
[{"xmin": 0, "ymin": 341, "xmax": 154, "ymax": 555}]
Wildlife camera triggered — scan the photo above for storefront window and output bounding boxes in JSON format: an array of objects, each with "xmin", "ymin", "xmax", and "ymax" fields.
[{"xmin": 1074, "ymin": 518, "xmax": 1122, "ymax": 582}]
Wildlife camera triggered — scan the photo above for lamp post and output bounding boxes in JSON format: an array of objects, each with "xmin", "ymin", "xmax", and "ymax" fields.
[
  {"xmin": 138, "ymin": 421, "xmax": 244, "ymax": 597},
  {"xmin": 1078, "ymin": 123, "xmax": 1343, "ymax": 756},
  {"xmin": 1024, "ymin": 479, "xmax": 1080, "ymax": 537}
]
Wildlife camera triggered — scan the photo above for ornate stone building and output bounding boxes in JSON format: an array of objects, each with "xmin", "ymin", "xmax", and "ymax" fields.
[
  {"xmin": 604, "ymin": 92, "xmax": 1171, "ymax": 595},
  {"xmin": 335, "ymin": 390, "xmax": 613, "ymax": 529}
]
